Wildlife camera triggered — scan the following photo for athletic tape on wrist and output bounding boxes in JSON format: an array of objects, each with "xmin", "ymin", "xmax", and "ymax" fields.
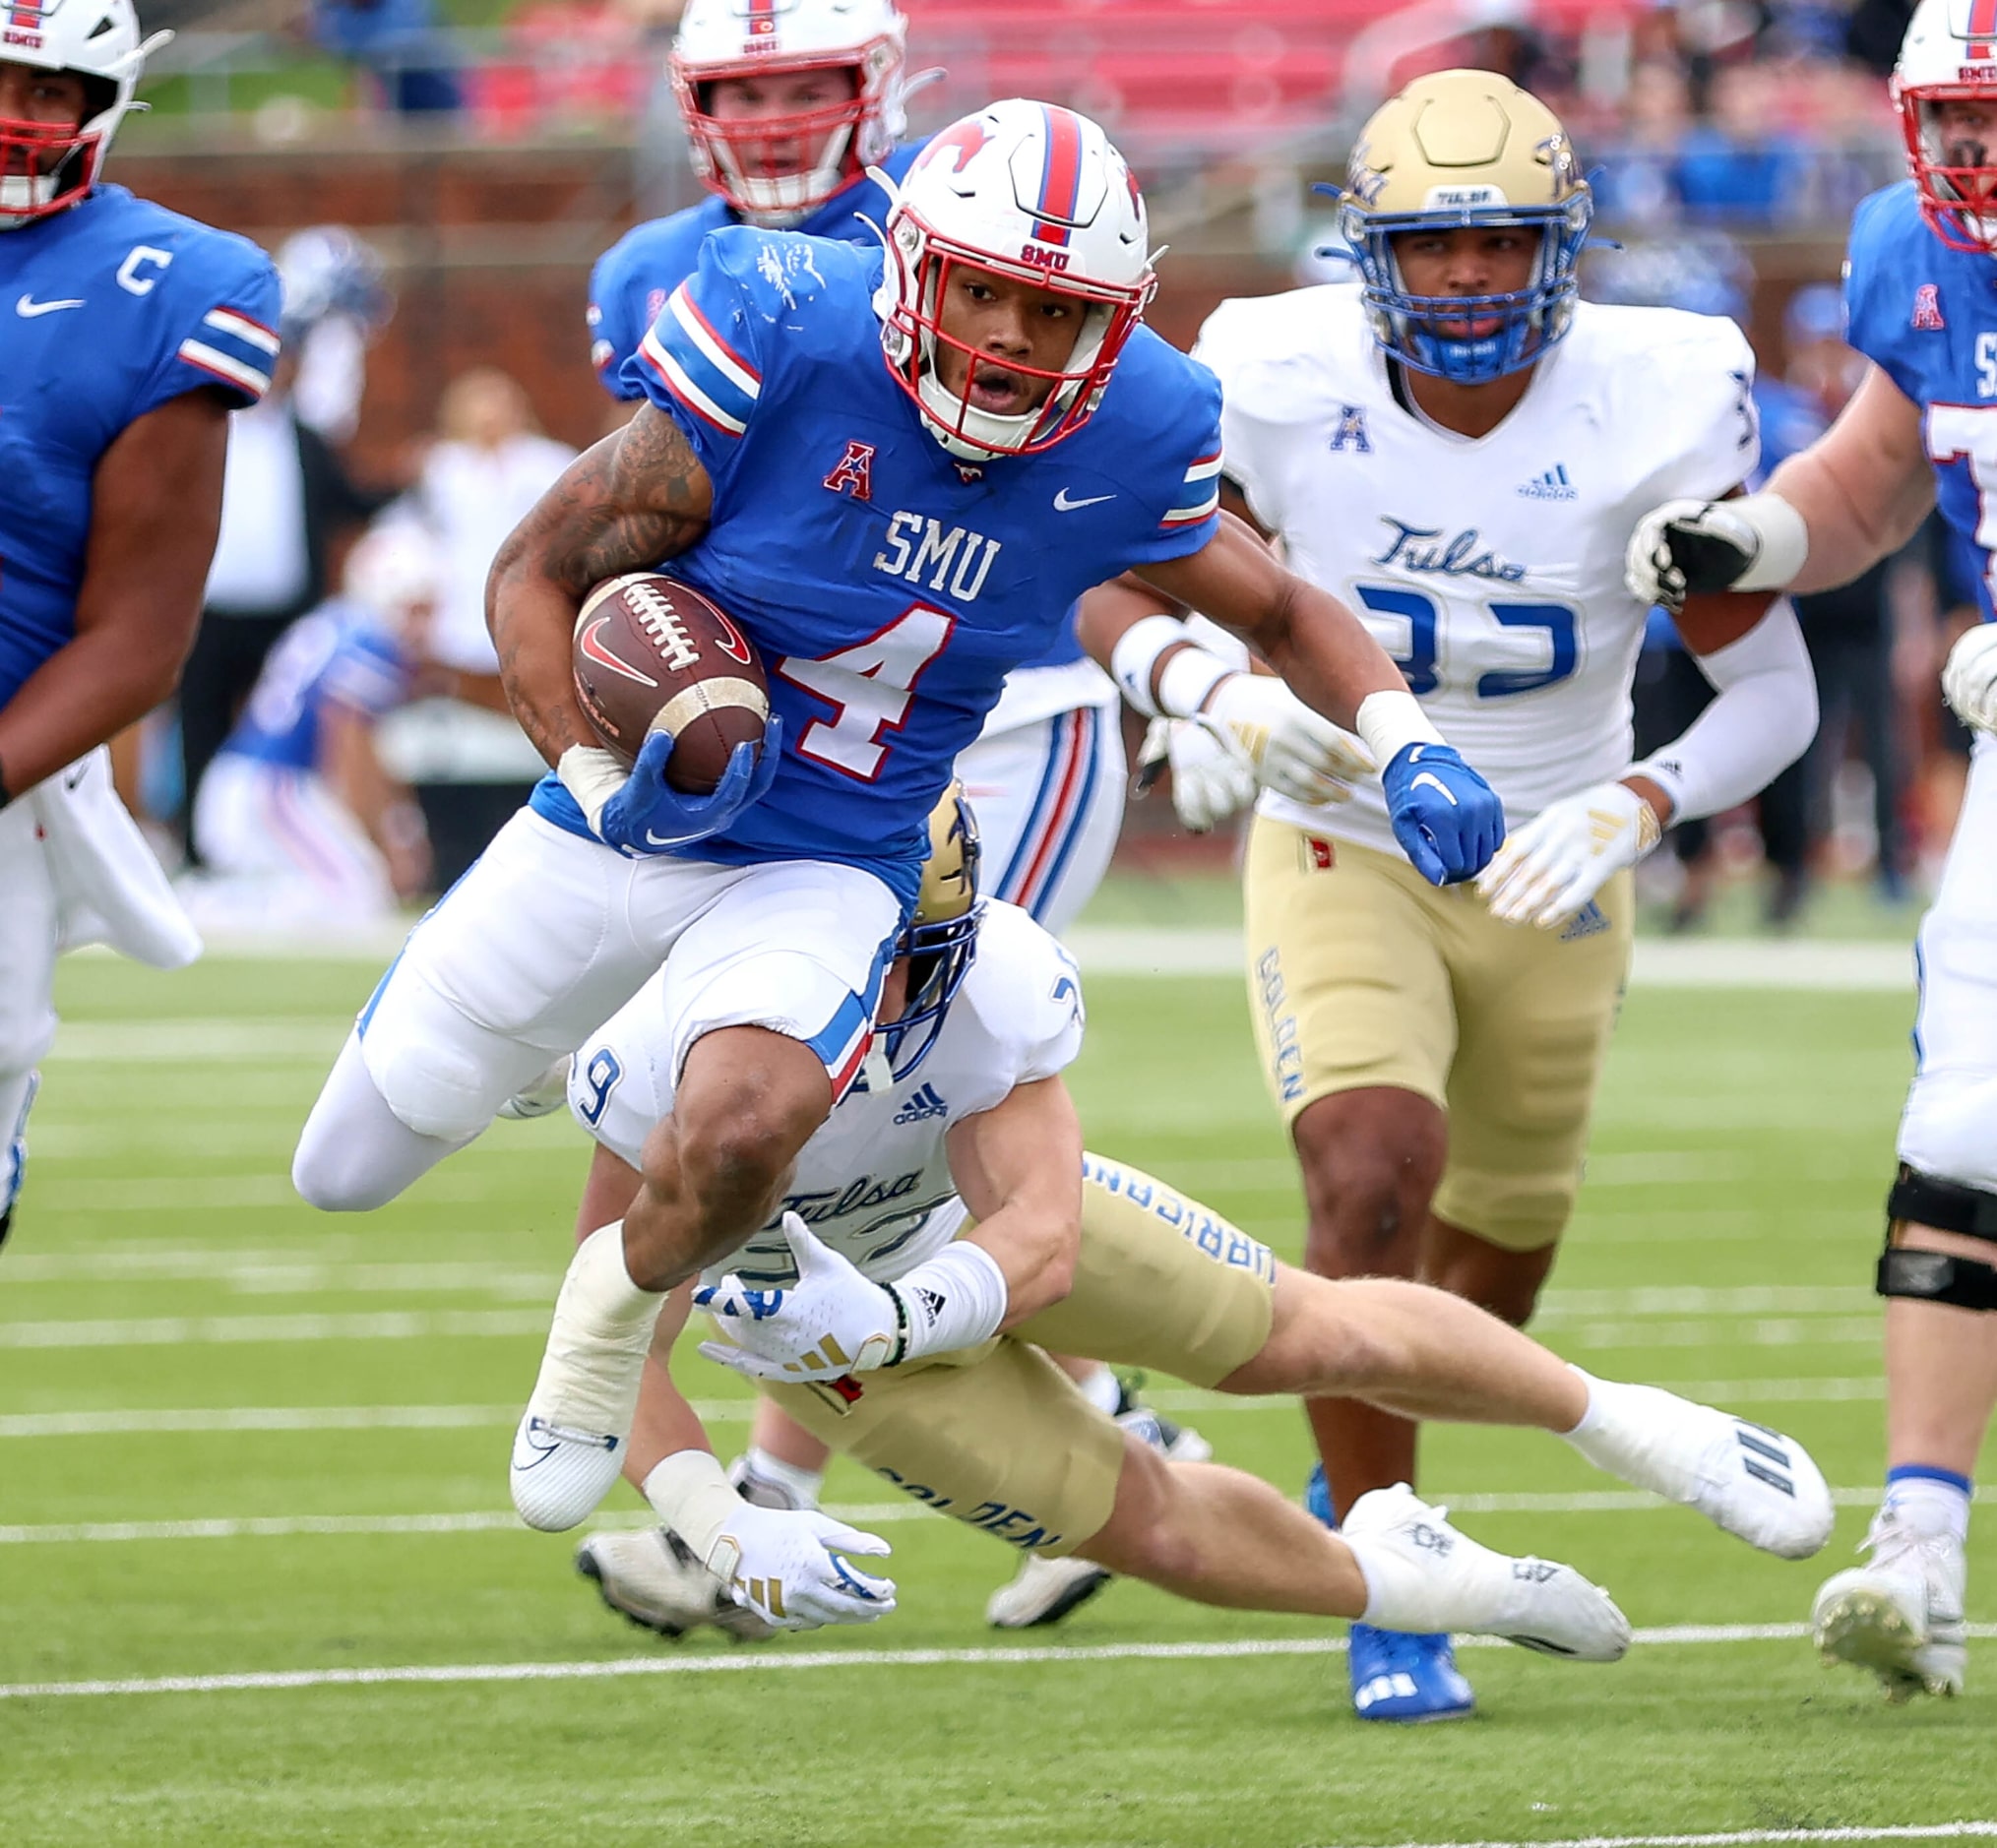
[
  {"xmin": 1109, "ymin": 614, "xmax": 1193, "ymax": 719},
  {"xmin": 1354, "ymin": 690, "xmax": 1446, "ymax": 769},
  {"xmin": 884, "ymin": 1240, "xmax": 1009, "ymax": 1364},
  {"xmin": 643, "ymin": 1448, "xmax": 742, "ymax": 1569},
  {"xmin": 556, "ymin": 744, "xmax": 628, "ymax": 834},
  {"xmin": 1729, "ymin": 493, "xmax": 1810, "ymax": 593},
  {"xmin": 1155, "ymin": 648, "xmax": 1236, "ymax": 723}
]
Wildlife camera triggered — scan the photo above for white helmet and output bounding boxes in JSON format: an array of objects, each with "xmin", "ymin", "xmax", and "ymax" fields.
[
  {"xmin": 670, "ymin": 0, "xmax": 907, "ymax": 227},
  {"xmin": 0, "ymin": 0, "xmax": 166, "ymax": 227},
  {"xmin": 343, "ymin": 519, "xmax": 437, "ymax": 631},
  {"xmin": 1894, "ymin": 0, "xmax": 1997, "ymax": 253},
  {"xmin": 875, "ymin": 99, "xmax": 1155, "ymax": 460}
]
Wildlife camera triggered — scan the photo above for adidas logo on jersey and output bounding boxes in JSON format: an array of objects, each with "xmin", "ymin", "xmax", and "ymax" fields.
[
  {"xmin": 893, "ymin": 1084, "xmax": 949, "ymax": 1125},
  {"xmin": 1517, "ymin": 463, "xmax": 1577, "ymax": 501}
]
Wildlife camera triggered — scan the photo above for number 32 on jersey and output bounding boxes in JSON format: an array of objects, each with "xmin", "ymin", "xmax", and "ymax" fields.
[{"xmin": 1354, "ymin": 583, "xmax": 1579, "ymax": 700}]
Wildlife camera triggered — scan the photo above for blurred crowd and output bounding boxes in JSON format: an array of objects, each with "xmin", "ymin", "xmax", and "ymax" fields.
[{"xmin": 134, "ymin": 224, "xmax": 590, "ymax": 940}]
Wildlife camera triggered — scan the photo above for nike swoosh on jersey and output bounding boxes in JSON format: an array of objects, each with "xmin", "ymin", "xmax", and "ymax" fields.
[
  {"xmin": 1408, "ymin": 770, "xmax": 1459, "ymax": 807},
  {"xmin": 17, "ymin": 294, "xmax": 86, "ymax": 317},
  {"xmin": 1053, "ymin": 489, "xmax": 1116, "ymax": 512}
]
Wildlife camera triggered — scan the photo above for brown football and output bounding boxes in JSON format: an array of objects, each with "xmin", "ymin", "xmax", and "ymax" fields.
[{"xmin": 571, "ymin": 573, "xmax": 771, "ymax": 793}]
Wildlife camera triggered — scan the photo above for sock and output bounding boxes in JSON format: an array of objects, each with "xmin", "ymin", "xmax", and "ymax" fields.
[
  {"xmin": 737, "ymin": 1446, "xmax": 824, "ymax": 1511},
  {"xmin": 1076, "ymin": 1365, "xmax": 1123, "ymax": 1418},
  {"xmin": 526, "ymin": 1222, "xmax": 664, "ymax": 1432},
  {"xmin": 1561, "ymin": 1365, "xmax": 1610, "ymax": 1440},
  {"xmin": 1883, "ymin": 1464, "xmax": 1972, "ymax": 1545}
]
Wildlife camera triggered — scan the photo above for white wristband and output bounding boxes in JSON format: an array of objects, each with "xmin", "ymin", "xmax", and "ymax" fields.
[
  {"xmin": 1155, "ymin": 648, "xmax": 1236, "ymax": 722},
  {"xmin": 886, "ymin": 1240, "xmax": 1009, "ymax": 1363},
  {"xmin": 1729, "ymin": 492, "xmax": 1811, "ymax": 593},
  {"xmin": 1354, "ymin": 689, "xmax": 1446, "ymax": 769},
  {"xmin": 557, "ymin": 743, "xmax": 628, "ymax": 836},
  {"xmin": 1109, "ymin": 614, "xmax": 1193, "ymax": 718},
  {"xmin": 642, "ymin": 1448, "xmax": 742, "ymax": 1568}
]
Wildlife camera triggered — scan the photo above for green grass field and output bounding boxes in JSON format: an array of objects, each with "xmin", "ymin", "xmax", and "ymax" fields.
[{"xmin": 1, "ymin": 947, "xmax": 1988, "ymax": 1846}]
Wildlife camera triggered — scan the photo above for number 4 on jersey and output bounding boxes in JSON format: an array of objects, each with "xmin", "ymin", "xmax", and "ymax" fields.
[{"xmin": 778, "ymin": 605, "xmax": 955, "ymax": 780}]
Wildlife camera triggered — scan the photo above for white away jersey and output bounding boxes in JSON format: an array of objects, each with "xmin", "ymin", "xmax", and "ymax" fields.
[
  {"xmin": 570, "ymin": 899, "xmax": 1085, "ymax": 1288},
  {"xmin": 1194, "ymin": 289, "xmax": 1758, "ymax": 849}
]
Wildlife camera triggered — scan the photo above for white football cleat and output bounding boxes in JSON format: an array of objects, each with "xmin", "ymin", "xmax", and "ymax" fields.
[
  {"xmin": 1341, "ymin": 1483, "xmax": 1630, "ymax": 1663},
  {"xmin": 577, "ymin": 1527, "xmax": 777, "ymax": 1642},
  {"xmin": 1812, "ymin": 1509, "xmax": 1967, "ymax": 1702},
  {"xmin": 985, "ymin": 1553, "xmax": 1114, "ymax": 1630},
  {"xmin": 511, "ymin": 1413, "xmax": 629, "ymax": 1533},
  {"xmin": 1566, "ymin": 1376, "xmax": 1834, "ymax": 1560}
]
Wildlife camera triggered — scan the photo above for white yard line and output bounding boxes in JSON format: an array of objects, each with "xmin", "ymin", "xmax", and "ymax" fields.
[
  {"xmin": 2, "ymin": 1622, "xmax": 1989, "ymax": 1704},
  {"xmin": 0, "ymin": 1308, "xmax": 553, "ymax": 1349},
  {"xmin": 0, "ymin": 1485, "xmax": 1903, "ymax": 1546},
  {"xmin": 1061, "ymin": 931, "xmax": 1914, "ymax": 990},
  {"xmin": 1338, "ymin": 1828, "xmax": 1997, "ymax": 1848}
]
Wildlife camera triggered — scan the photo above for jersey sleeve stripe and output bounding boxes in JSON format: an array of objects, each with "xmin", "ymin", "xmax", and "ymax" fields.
[
  {"xmin": 1159, "ymin": 488, "xmax": 1220, "ymax": 526},
  {"xmin": 1182, "ymin": 453, "xmax": 1223, "ymax": 483},
  {"xmin": 176, "ymin": 339, "xmax": 272, "ymax": 399},
  {"xmin": 668, "ymin": 283, "xmax": 763, "ymax": 394},
  {"xmin": 639, "ymin": 326, "xmax": 748, "ymax": 435},
  {"xmin": 202, "ymin": 308, "xmax": 281, "ymax": 355}
]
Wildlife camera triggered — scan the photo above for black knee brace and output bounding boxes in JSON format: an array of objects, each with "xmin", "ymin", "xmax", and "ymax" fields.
[{"xmin": 1878, "ymin": 1165, "xmax": 1997, "ymax": 1311}]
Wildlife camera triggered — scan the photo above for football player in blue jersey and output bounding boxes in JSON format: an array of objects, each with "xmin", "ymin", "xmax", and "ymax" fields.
[
  {"xmin": 1627, "ymin": 0, "xmax": 1997, "ymax": 1702},
  {"xmin": 0, "ymin": 0, "xmax": 281, "ymax": 1247},
  {"xmin": 445, "ymin": 97, "xmax": 1507, "ymax": 1537},
  {"xmin": 584, "ymin": 0, "xmax": 1328, "ymax": 1631}
]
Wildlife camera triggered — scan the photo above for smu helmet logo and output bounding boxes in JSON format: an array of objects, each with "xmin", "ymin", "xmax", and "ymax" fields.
[
  {"xmin": 918, "ymin": 120, "xmax": 993, "ymax": 177},
  {"xmin": 3, "ymin": 0, "xmax": 43, "ymax": 45}
]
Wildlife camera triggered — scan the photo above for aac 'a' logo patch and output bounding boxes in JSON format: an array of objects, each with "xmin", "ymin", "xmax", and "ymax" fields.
[
  {"xmin": 1329, "ymin": 404, "xmax": 1372, "ymax": 454},
  {"xmin": 1912, "ymin": 283, "xmax": 1946, "ymax": 332},
  {"xmin": 823, "ymin": 439, "xmax": 876, "ymax": 502}
]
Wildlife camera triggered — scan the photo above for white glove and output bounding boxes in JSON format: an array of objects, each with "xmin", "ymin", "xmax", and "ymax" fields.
[
  {"xmin": 1624, "ymin": 493, "xmax": 1809, "ymax": 610},
  {"xmin": 1198, "ymin": 673, "xmax": 1374, "ymax": 807},
  {"xmin": 1140, "ymin": 716, "xmax": 1256, "ymax": 832},
  {"xmin": 1476, "ymin": 780, "xmax": 1661, "ymax": 929},
  {"xmin": 709, "ymin": 1500, "xmax": 897, "ymax": 1630},
  {"xmin": 695, "ymin": 1211, "xmax": 900, "ymax": 1382},
  {"xmin": 646, "ymin": 1448, "xmax": 896, "ymax": 1630},
  {"xmin": 1943, "ymin": 624, "xmax": 1997, "ymax": 733}
]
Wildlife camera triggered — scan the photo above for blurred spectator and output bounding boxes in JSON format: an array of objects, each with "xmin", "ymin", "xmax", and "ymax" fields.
[
  {"xmin": 1676, "ymin": 63, "xmax": 1811, "ymax": 226},
  {"xmin": 180, "ymin": 343, "xmax": 392, "ymax": 866},
  {"xmin": 181, "ymin": 523, "xmax": 435, "ymax": 937},
  {"xmin": 375, "ymin": 368, "xmax": 574, "ymax": 888},
  {"xmin": 275, "ymin": 226, "xmax": 395, "ymax": 446},
  {"xmin": 312, "ymin": 0, "xmax": 463, "ymax": 115},
  {"xmin": 1779, "ymin": 282, "xmax": 1911, "ymax": 901}
]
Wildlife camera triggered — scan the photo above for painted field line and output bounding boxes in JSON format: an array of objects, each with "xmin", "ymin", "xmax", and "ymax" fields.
[
  {"xmin": 0, "ymin": 1486, "xmax": 1904, "ymax": 1547},
  {"xmin": 0, "ymin": 1377, "xmax": 1886, "ymax": 1440},
  {"xmin": 8, "ymin": 1622, "xmax": 1993, "ymax": 1703},
  {"xmin": 47, "ymin": 1019, "xmax": 348, "ymax": 1064},
  {"xmin": 1339, "ymin": 1827, "xmax": 1997, "ymax": 1848},
  {"xmin": 5, "ymin": 1254, "xmax": 561, "ymax": 1296},
  {"xmin": 0, "ymin": 1400, "xmax": 750, "ymax": 1439},
  {"xmin": 0, "ymin": 1308, "xmax": 552, "ymax": 1349},
  {"xmin": 1062, "ymin": 930, "xmax": 1913, "ymax": 990},
  {"xmin": 27, "ymin": 1168, "xmax": 559, "ymax": 1214}
]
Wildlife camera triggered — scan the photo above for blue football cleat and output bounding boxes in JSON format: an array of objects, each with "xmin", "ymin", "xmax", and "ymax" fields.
[
  {"xmin": 1346, "ymin": 1623, "xmax": 1476, "ymax": 1722},
  {"xmin": 1305, "ymin": 1464, "xmax": 1476, "ymax": 1723}
]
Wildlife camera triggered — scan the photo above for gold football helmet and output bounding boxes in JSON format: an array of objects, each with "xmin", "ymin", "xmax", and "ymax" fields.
[
  {"xmin": 884, "ymin": 782, "xmax": 983, "ymax": 1080},
  {"xmin": 1341, "ymin": 68, "xmax": 1591, "ymax": 383}
]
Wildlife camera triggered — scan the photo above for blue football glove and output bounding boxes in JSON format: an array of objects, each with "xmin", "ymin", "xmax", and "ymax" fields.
[
  {"xmin": 594, "ymin": 717, "xmax": 781, "ymax": 855},
  {"xmin": 1381, "ymin": 742, "xmax": 1506, "ymax": 886}
]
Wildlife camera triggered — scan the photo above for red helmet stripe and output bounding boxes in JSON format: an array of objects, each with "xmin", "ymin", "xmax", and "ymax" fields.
[
  {"xmin": 1972, "ymin": 0, "xmax": 1997, "ymax": 57},
  {"xmin": 1033, "ymin": 104, "xmax": 1085, "ymax": 246}
]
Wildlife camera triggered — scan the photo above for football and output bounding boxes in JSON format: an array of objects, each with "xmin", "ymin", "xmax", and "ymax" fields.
[{"xmin": 570, "ymin": 572, "xmax": 771, "ymax": 793}]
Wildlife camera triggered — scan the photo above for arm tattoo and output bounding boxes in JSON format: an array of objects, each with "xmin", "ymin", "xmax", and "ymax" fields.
[{"xmin": 488, "ymin": 404, "xmax": 716, "ymax": 767}]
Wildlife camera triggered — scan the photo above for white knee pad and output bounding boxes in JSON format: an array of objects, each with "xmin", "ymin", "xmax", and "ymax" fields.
[
  {"xmin": 358, "ymin": 965, "xmax": 558, "ymax": 1144},
  {"xmin": 294, "ymin": 1032, "xmax": 468, "ymax": 1211}
]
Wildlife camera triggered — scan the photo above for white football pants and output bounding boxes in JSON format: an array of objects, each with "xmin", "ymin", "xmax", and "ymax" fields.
[
  {"xmin": 0, "ymin": 797, "xmax": 60, "ymax": 1218},
  {"xmin": 958, "ymin": 701, "xmax": 1126, "ymax": 936},
  {"xmin": 1901, "ymin": 732, "xmax": 1997, "ymax": 1192}
]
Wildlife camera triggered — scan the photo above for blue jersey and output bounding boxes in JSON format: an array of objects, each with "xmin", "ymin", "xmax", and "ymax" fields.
[
  {"xmin": 533, "ymin": 226, "xmax": 1223, "ymax": 897},
  {"xmin": 1847, "ymin": 181, "xmax": 1997, "ymax": 622},
  {"xmin": 219, "ymin": 599, "xmax": 406, "ymax": 770},
  {"xmin": 0, "ymin": 184, "xmax": 281, "ymax": 711},
  {"xmin": 587, "ymin": 145, "xmax": 928, "ymax": 400}
]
